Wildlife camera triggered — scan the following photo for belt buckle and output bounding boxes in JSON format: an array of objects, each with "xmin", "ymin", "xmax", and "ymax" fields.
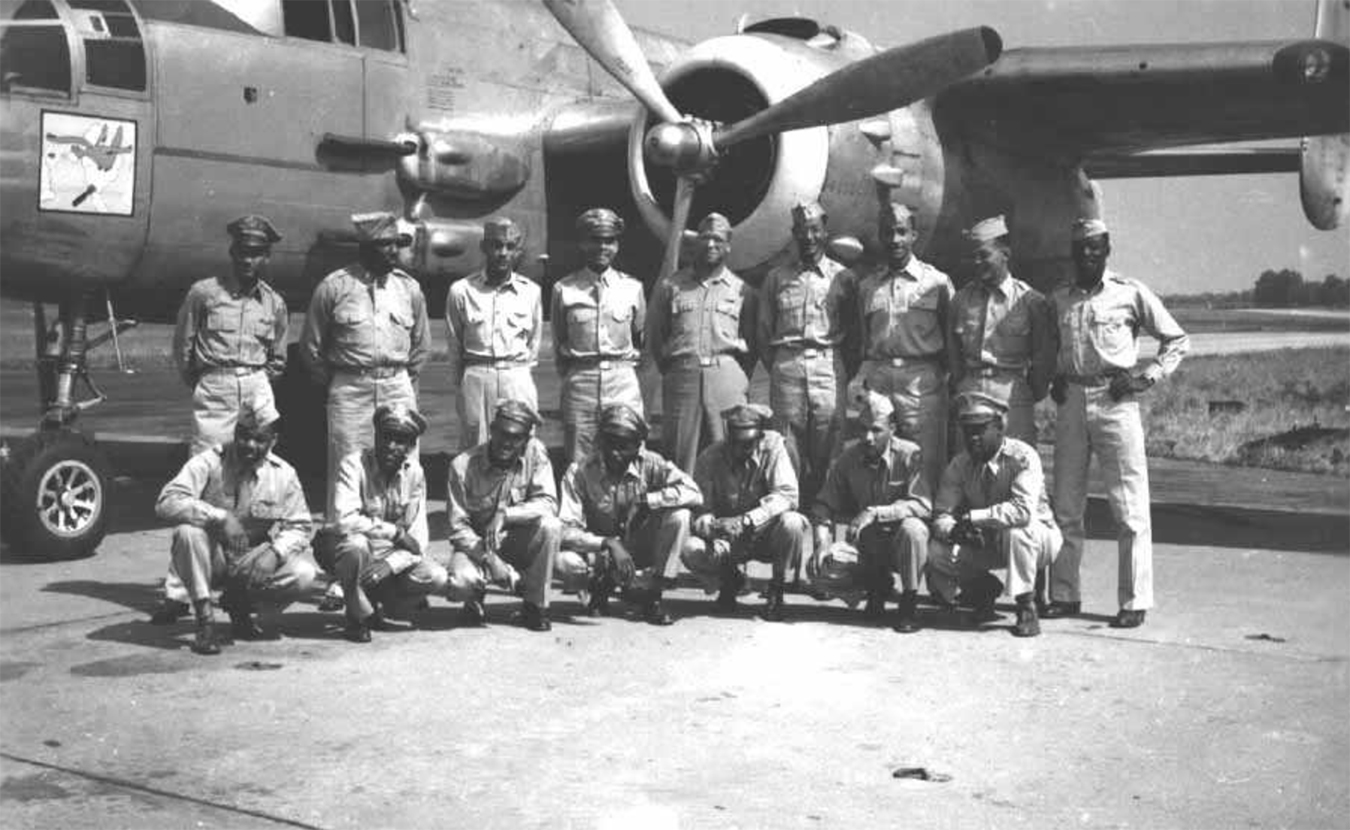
[
  {"xmin": 800, "ymin": 348, "xmax": 820, "ymax": 359},
  {"xmin": 598, "ymin": 360, "xmax": 613, "ymax": 371},
  {"xmin": 889, "ymin": 357, "xmax": 906, "ymax": 367},
  {"xmin": 699, "ymin": 356, "xmax": 715, "ymax": 368}
]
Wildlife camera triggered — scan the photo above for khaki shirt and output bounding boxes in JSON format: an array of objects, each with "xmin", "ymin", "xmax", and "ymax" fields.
[
  {"xmin": 445, "ymin": 271, "xmax": 542, "ymax": 380},
  {"xmin": 934, "ymin": 438, "xmax": 1054, "ymax": 530},
  {"xmin": 1050, "ymin": 270, "xmax": 1190, "ymax": 383},
  {"xmin": 812, "ymin": 436, "xmax": 931, "ymax": 526},
  {"xmin": 757, "ymin": 254, "xmax": 856, "ymax": 364},
  {"xmin": 693, "ymin": 431, "xmax": 798, "ymax": 530},
  {"xmin": 173, "ymin": 276, "xmax": 288, "ymax": 386},
  {"xmin": 646, "ymin": 265, "xmax": 757, "ymax": 369},
  {"xmin": 447, "ymin": 437, "xmax": 557, "ymax": 554},
  {"xmin": 155, "ymin": 444, "xmax": 312, "ymax": 559},
  {"xmin": 331, "ymin": 448, "xmax": 429, "ymax": 553},
  {"xmin": 949, "ymin": 274, "xmax": 1056, "ymax": 396},
  {"xmin": 551, "ymin": 267, "xmax": 646, "ymax": 367},
  {"xmin": 299, "ymin": 264, "xmax": 430, "ymax": 386},
  {"xmin": 855, "ymin": 257, "xmax": 953, "ymax": 361},
  {"xmin": 559, "ymin": 447, "xmax": 703, "ymax": 551}
]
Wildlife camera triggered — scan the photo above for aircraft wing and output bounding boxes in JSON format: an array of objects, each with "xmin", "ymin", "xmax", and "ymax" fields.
[{"xmin": 936, "ymin": 40, "xmax": 1349, "ymax": 161}]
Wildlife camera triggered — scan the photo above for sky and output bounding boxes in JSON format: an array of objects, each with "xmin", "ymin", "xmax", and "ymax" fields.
[{"xmin": 620, "ymin": 0, "xmax": 1348, "ymax": 295}]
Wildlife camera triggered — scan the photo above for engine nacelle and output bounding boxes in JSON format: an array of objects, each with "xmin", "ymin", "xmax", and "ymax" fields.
[{"xmin": 1301, "ymin": 0, "xmax": 1349, "ymax": 230}]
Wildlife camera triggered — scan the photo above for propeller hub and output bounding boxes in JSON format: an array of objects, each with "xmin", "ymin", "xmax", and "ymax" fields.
[{"xmin": 644, "ymin": 120, "xmax": 718, "ymax": 178}]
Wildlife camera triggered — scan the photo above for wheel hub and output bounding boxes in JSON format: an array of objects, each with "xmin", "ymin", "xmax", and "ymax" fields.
[{"xmin": 36, "ymin": 459, "xmax": 102, "ymax": 538}]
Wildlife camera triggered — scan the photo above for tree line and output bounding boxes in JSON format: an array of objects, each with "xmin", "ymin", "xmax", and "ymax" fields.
[{"xmin": 1164, "ymin": 270, "xmax": 1349, "ymax": 308}]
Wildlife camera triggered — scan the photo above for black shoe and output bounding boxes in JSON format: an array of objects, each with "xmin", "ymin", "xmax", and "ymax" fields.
[
  {"xmin": 461, "ymin": 599, "xmax": 487, "ymax": 627},
  {"xmin": 863, "ymin": 592, "xmax": 888, "ymax": 620},
  {"xmin": 892, "ymin": 591, "xmax": 920, "ymax": 634},
  {"xmin": 190, "ymin": 622, "xmax": 222, "ymax": 655},
  {"xmin": 150, "ymin": 600, "xmax": 189, "ymax": 625},
  {"xmin": 366, "ymin": 611, "xmax": 398, "ymax": 632},
  {"xmin": 761, "ymin": 586, "xmax": 786, "ymax": 622},
  {"xmin": 229, "ymin": 613, "xmax": 276, "ymax": 641},
  {"xmin": 643, "ymin": 599, "xmax": 674, "ymax": 626},
  {"xmin": 586, "ymin": 578, "xmax": 612, "ymax": 618},
  {"xmin": 715, "ymin": 569, "xmax": 744, "ymax": 613},
  {"xmin": 960, "ymin": 574, "xmax": 1004, "ymax": 624},
  {"xmin": 344, "ymin": 620, "xmax": 371, "ymax": 643},
  {"xmin": 1042, "ymin": 601, "xmax": 1081, "ymax": 619},
  {"xmin": 1111, "ymin": 609, "xmax": 1146, "ymax": 629},
  {"xmin": 1012, "ymin": 596, "xmax": 1041, "ymax": 638},
  {"xmin": 521, "ymin": 603, "xmax": 552, "ymax": 632}
]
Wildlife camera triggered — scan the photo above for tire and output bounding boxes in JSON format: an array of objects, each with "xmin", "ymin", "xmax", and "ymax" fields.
[{"xmin": 0, "ymin": 429, "xmax": 112, "ymax": 560}]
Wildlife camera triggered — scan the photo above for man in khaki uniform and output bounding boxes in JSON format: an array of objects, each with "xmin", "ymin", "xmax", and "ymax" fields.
[
  {"xmin": 153, "ymin": 410, "xmax": 316, "ymax": 655},
  {"xmin": 948, "ymin": 215, "xmax": 1055, "ymax": 445},
  {"xmin": 683, "ymin": 404, "xmax": 811, "ymax": 621},
  {"xmin": 810, "ymin": 391, "xmax": 930, "ymax": 632},
  {"xmin": 854, "ymin": 202, "xmax": 954, "ymax": 491},
  {"xmin": 757, "ymin": 201, "xmax": 856, "ymax": 503},
  {"xmin": 445, "ymin": 401, "xmax": 562, "ymax": 632},
  {"xmin": 552, "ymin": 208, "xmax": 647, "ymax": 463},
  {"xmin": 299, "ymin": 211, "xmax": 430, "ymax": 519},
  {"xmin": 928, "ymin": 392, "xmax": 1061, "ymax": 638},
  {"xmin": 173, "ymin": 215, "xmax": 288, "ymax": 455},
  {"xmin": 316, "ymin": 404, "xmax": 446, "ymax": 644},
  {"xmin": 1046, "ymin": 218, "xmax": 1189, "ymax": 628},
  {"xmin": 646, "ymin": 213, "xmax": 758, "ymax": 473},
  {"xmin": 445, "ymin": 217, "xmax": 542, "ymax": 451},
  {"xmin": 557, "ymin": 404, "xmax": 701, "ymax": 626}
]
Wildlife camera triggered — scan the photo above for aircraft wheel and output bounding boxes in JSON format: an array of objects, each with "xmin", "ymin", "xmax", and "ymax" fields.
[{"xmin": 1, "ymin": 429, "xmax": 112, "ymax": 560}]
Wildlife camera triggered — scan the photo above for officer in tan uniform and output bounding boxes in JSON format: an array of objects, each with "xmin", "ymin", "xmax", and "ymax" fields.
[
  {"xmin": 947, "ymin": 215, "xmax": 1055, "ymax": 445},
  {"xmin": 298, "ymin": 211, "xmax": 430, "ymax": 519},
  {"xmin": 445, "ymin": 217, "xmax": 542, "ymax": 451},
  {"xmin": 854, "ymin": 202, "xmax": 954, "ymax": 491},
  {"xmin": 928, "ymin": 392, "xmax": 1061, "ymax": 638},
  {"xmin": 1046, "ymin": 218, "xmax": 1189, "ymax": 628},
  {"xmin": 646, "ymin": 213, "xmax": 758, "ymax": 473},
  {"xmin": 757, "ymin": 201, "xmax": 857, "ymax": 503},
  {"xmin": 682, "ymin": 404, "xmax": 811, "ymax": 621},
  {"xmin": 173, "ymin": 215, "xmax": 288, "ymax": 455},
  {"xmin": 552, "ymin": 208, "xmax": 647, "ymax": 463}
]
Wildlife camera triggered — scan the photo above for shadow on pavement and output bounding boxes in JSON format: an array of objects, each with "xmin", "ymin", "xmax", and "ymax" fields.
[
  {"xmin": 1091, "ymin": 499, "xmax": 1349, "ymax": 554},
  {"xmin": 41, "ymin": 580, "xmax": 163, "ymax": 615}
]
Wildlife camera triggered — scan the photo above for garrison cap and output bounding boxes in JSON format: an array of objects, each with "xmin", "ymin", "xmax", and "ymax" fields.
[
  {"xmin": 856, "ymin": 389, "xmax": 895, "ymax": 424},
  {"xmin": 1071, "ymin": 218, "xmax": 1110, "ymax": 240},
  {"xmin": 696, "ymin": 212, "xmax": 733, "ymax": 241},
  {"xmin": 235, "ymin": 404, "xmax": 279, "ymax": 436},
  {"xmin": 373, "ymin": 403, "xmax": 428, "ymax": 438},
  {"xmin": 351, "ymin": 211, "xmax": 410, "ymax": 246},
  {"xmin": 790, "ymin": 200, "xmax": 827, "ymax": 225},
  {"xmin": 880, "ymin": 201, "xmax": 916, "ymax": 226},
  {"xmin": 954, "ymin": 391, "xmax": 1008, "ymax": 424},
  {"xmin": 493, "ymin": 399, "xmax": 541, "ymax": 431},
  {"xmin": 721, "ymin": 403, "xmax": 772, "ymax": 431},
  {"xmin": 598, "ymin": 403, "xmax": 648, "ymax": 439},
  {"xmin": 576, "ymin": 207, "xmax": 625, "ymax": 237},
  {"xmin": 483, "ymin": 216, "xmax": 523, "ymax": 242},
  {"xmin": 227, "ymin": 214, "xmax": 281, "ymax": 248},
  {"xmin": 964, "ymin": 215, "xmax": 1008, "ymax": 244}
]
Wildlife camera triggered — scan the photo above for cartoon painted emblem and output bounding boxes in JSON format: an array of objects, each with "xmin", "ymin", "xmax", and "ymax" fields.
[{"xmin": 39, "ymin": 112, "xmax": 136, "ymax": 216}]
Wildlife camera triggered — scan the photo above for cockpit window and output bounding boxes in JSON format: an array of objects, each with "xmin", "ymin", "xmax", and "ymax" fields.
[
  {"xmin": 282, "ymin": 0, "xmax": 330, "ymax": 43},
  {"xmin": 283, "ymin": 0, "xmax": 402, "ymax": 52},
  {"xmin": 331, "ymin": 0, "xmax": 354, "ymax": 45},
  {"xmin": 0, "ymin": 0, "xmax": 72, "ymax": 96},
  {"xmin": 355, "ymin": 0, "xmax": 398, "ymax": 51},
  {"xmin": 68, "ymin": 0, "xmax": 146, "ymax": 91}
]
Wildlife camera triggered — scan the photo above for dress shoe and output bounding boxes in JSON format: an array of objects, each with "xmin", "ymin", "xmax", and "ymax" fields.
[
  {"xmin": 229, "ymin": 613, "xmax": 277, "ymax": 641},
  {"xmin": 150, "ymin": 600, "xmax": 189, "ymax": 625},
  {"xmin": 892, "ymin": 591, "xmax": 920, "ymax": 634},
  {"xmin": 461, "ymin": 599, "xmax": 487, "ymax": 627},
  {"xmin": 715, "ymin": 569, "xmax": 744, "ymax": 613},
  {"xmin": 585, "ymin": 580, "xmax": 612, "ymax": 618},
  {"xmin": 1111, "ymin": 609, "xmax": 1146, "ymax": 629},
  {"xmin": 760, "ymin": 585, "xmax": 786, "ymax": 622},
  {"xmin": 344, "ymin": 620, "xmax": 372, "ymax": 643},
  {"xmin": 862, "ymin": 592, "xmax": 887, "ymax": 620},
  {"xmin": 1041, "ymin": 601, "xmax": 1081, "ymax": 619},
  {"xmin": 1012, "ymin": 595, "xmax": 1041, "ymax": 638},
  {"xmin": 366, "ymin": 611, "xmax": 398, "ymax": 632},
  {"xmin": 520, "ymin": 603, "xmax": 552, "ymax": 632},
  {"xmin": 643, "ymin": 599, "xmax": 674, "ymax": 626},
  {"xmin": 190, "ymin": 622, "xmax": 222, "ymax": 655},
  {"xmin": 960, "ymin": 573, "xmax": 1004, "ymax": 624}
]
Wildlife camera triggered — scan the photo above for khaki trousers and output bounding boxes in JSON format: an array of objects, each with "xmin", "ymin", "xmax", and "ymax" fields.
[
  {"xmin": 446, "ymin": 515, "xmax": 562, "ymax": 608},
  {"xmin": 164, "ymin": 525, "xmax": 317, "ymax": 607},
  {"xmin": 458, "ymin": 364, "xmax": 538, "ymax": 451},
  {"xmin": 660, "ymin": 358, "xmax": 749, "ymax": 473},
  {"xmin": 682, "ymin": 511, "xmax": 812, "ymax": 591},
  {"xmin": 556, "ymin": 507, "xmax": 691, "ymax": 594},
  {"xmin": 953, "ymin": 370, "xmax": 1037, "ymax": 446},
  {"xmin": 861, "ymin": 359, "xmax": 947, "ymax": 490},
  {"xmin": 560, "ymin": 363, "xmax": 643, "ymax": 464},
  {"xmin": 325, "ymin": 370, "xmax": 416, "ymax": 519},
  {"xmin": 927, "ymin": 522, "xmax": 1062, "ymax": 604},
  {"xmin": 768, "ymin": 350, "xmax": 845, "ymax": 502},
  {"xmin": 190, "ymin": 369, "xmax": 276, "ymax": 456},
  {"xmin": 315, "ymin": 531, "xmax": 448, "ymax": 622}
]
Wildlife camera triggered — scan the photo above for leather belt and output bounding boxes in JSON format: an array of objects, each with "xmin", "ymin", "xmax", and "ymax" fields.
[
  {"xmin": 567, "ymin": 357, "xmax": 635, "ymax": 371},
  {"xmin": 777, "ymin": 344, "xmax": 834, "ymax": 359},
  {"xmin": 462, "ymin": 357, "xmax": 531, "ymax": 369},
  {"xmin": 671, "ymin": 354, "xmax": 733, "ymax": 368},
  {"xmin": 967, "ymin": 365, "xmax": 1025, "ymax": 378},
  {"xmin": 333, "ymin": 365, "xmax": 407, "ymax": 379},
  {"xmin": 201, "ymin": 365, "xmax": 264, "ymax": 376},
  {"xmin": 878, "ymin": 354, "xmax": 940, "ymax": 368}
]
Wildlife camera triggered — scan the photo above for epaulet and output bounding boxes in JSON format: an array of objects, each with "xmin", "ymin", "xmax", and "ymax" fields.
[{"xmin": 263, "ymin": 452, "xmax": 294, "ymax": 473}]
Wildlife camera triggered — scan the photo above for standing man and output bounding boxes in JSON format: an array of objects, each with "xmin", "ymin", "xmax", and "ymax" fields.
[
  {"xmin": 948, "ymin": 215, "xmax": 1056, "ymax": 446},
  {"xmin": 810, "ymin": 391, "xmax": 931, "ymax": 632},
  {"xmin": 855, "ymin": 202, "xmax": 954, "ymax": 491},
  {"xmin": 646, "ymin": 213, "xmax": 758, "ymax": 473},
  {"xmin": 557, "ymin": 404, "xmax": 702, "ymax": 625},
  {"xmin": 299, "ymin": 211, "xmax": 430, "ymax": 519},
  {"xmin": 1046, "ymin": 218, "xmax": 1189, "ymax": 628},
  {"xmin": 757, "ymin": 201, "xmax": 856, "ymax": 503},
  {"xmin": 682, "ymin": 404, "xmax": 811, "ymax": 621},
  {"xmin": 174, "ymin": 215, "xmax": 288, "ymax": 455},
  {"xmin": 928, "ymin": 393, "xmax": 1061, "ymax": 638},
  {"xmin": 445, "ymin": 217, "xmax": 542, "ymax": 451},
  {"xmin": 552, "ymin": 208, "xmax": 647, "ymax": 463},
  {"xmin": 153, "ymin": 410, "xmax": 316, "ymax": 655},
  {"xmin": 317, "ymin": 404, "xmax": 447, "ymax": 644},
  {"xmin": 445, "ymin": 401, "xmax": 562, "ymax": 633}
]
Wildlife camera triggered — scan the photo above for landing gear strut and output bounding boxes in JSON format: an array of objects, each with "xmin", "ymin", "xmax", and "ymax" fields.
[{"xmin": 1, "ymin": 293, "xmax": 131, "ymax": 560}]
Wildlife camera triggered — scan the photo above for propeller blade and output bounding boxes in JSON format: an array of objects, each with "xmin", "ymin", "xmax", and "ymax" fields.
[
  {"xmin": 659, "ymin": 175, "xmax": 696, "ymax": 281},
  {"xmin": 543, "ymin": 0, "xmax": 682, "ymax": 124},
  {"xmin": 716, "ymin": 26, "xmax": 1002, "ymax": 148}
]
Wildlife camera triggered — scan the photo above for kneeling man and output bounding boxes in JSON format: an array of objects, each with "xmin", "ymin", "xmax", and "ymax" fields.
[
  {"xmin": 928, "ymin": 393, "xmax": 1060, "ymax": 637},
  {"xmin": 811, "ymin": 391, "xmax": 931, "ymax": 633},
  {"xmin": 683, "ymin": 404, "xmax": 811, "ymax": 621},
  {"xmin": 319, "ymin": 404, "xmax": 447, "ymax": 643},
  {"xmin": 558, "ymin": 404, "xmax": 702, "ymax": 625},
  {"xmin": 446, "ymin": 400, "xmax": 562, "ymax": 632},
  {"xmin": 154, "ymin": 410, "xmax": 316, "ymax": 655}
]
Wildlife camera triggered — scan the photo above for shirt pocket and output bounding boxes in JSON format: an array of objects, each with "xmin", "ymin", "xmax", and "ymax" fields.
[
  {"xmin": 774, "ymin": 284, "xmax": 807, "ymax": 333},
  {"xmin": 1089, "ymin": 308, "xmax": 1134, "ymax": 359},
  {"xmin": 995, "ymin": 307, "xmax": 1031, "ymax": 354},
  {"xmin": 714, "ymin": 296, "xmax": 742, "ymax": 341},
  {"xmin": 907, "ymin": 291, "xmax": 942, "ymax": 343},
  {"xmin": 602, "ymin": 303, "xmax": 634, "ymax": 350},
  {"xmin": 333, "ymin": 299, "xmax": 370, "ymax": 328},
  {"xmin": 206, "ymin": 304, "xmax": 240, "ymax": 333}
]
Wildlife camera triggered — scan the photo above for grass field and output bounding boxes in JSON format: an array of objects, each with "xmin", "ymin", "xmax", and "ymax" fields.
[{"xmin": 1169, "ymin": 306, "xmax": 1350, "ymax": 333}]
